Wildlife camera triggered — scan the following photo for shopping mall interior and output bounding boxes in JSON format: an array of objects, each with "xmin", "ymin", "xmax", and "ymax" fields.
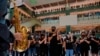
[{"xmin": 3, "ymin": 0, "xmax": 100, "ymax": 56}]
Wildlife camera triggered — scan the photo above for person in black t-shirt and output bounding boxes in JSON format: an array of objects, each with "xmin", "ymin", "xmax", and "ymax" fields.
[
  {"xmin": 49, "ymin": 26, "xmax": 62, "ymax": 56},
  {"xmin": 56, "ymin": 33, "xmax": 63, "ymax": 56},
  {"xmin": 89, "ymin": 30, "xmax": 99, "ymax": 56},
  {"xmin": 39, "ymin": 34, "xmax": 48, "ymax": 56},
  {"xmin": 75, "ymin": 38, "xmax": 81, "ymax": 56},
  {"xmin": 64, "ymin": 32, "xmax": 74, "ymax": 56},
  {"xmin": 79, "ymin": 31, "xmax": 90, "ymax": 56},
  {"xmin": 28, "ymin": 33, "xmax": 37, "ymax": 56},
  {"xmin": 49, "ymin": 33, "xmax": 58, "ymax": 56}
]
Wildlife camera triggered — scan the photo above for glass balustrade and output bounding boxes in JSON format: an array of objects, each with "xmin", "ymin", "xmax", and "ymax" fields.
[
  {"xmin": 36, "ymin": 5, "xmax": 100, "ymax": 16},
  {"xmin": 41, "ymin": 19, "xmax": 59, "ymax": 27},
  {"xmin": 78, "ymin": 15, "xmax": 100, "ymax": 24}
]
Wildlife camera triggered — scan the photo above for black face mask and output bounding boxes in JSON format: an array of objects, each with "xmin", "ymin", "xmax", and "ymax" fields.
[
  {"xmin": 81, "ymin": 35, "xmax": 86, "ymax": 37},
  {"xmin": 52, "ymin": 29, "xmax": 55, "ymax": 32}
]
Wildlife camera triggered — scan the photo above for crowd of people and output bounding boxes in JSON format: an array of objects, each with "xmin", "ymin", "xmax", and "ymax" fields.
[{"xmin": 6, "ymin": 26, "xmax": 100, "ymax": 56}]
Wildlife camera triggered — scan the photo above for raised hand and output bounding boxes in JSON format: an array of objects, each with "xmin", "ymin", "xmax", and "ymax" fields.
[{"xmin": 14, "ymin": 32, "xmax": 23, "ymax": 41}]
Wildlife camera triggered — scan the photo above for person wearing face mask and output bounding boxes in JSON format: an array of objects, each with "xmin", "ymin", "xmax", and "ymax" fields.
[
  {"xmin": 39, "ymin": 33, "xmax": 48, "ymax": 56},
  {"xmin": 79, "ymin": 31, "xmax": 90, "ymax": 56},
  {"xmin": 89, "ymin": 30, "xmax": 99, "ymax": 56},
  {"xmin": 49, "ymin": 26, "xmax": 60, "ymax": 56},
  {"xmin": 64, "ymin": 32, "xmax": 76, "ymax": 56}
]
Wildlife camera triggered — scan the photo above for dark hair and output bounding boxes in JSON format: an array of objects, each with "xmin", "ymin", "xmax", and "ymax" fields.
[
  {"xmin": 51, "ymin": 26, "xmax": 56, "ymax": 32},
  {"xmin": 51, "ymin": 26, "xmax": 56, "ymax": 29}
]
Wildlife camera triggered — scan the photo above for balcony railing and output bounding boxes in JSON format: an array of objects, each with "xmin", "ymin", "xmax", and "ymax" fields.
[
  {"xmin": 66, "ymin": 5, "xmax": 100, "ymax": 15},
  {"xmin": 78, "ymin": 15, "xmax": 100, "ymax": 24},
  {"xmin": 36, "ymin": 5, "xmax": 100, "ymax": 16},
  {"xmin": 19, "ymin": 5, "xmax": 33, "ymax": 16},
  {"xmin": 36, "ymin": 10, "xmax": 66, "ymax": 16}
]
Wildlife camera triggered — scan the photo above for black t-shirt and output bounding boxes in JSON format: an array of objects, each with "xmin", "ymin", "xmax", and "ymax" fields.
[
  {"xmin": 65, "ymin": 37, "xmax": 73, "ymax": 49},
  {"xmin": 73, "ymin": 36, "xmax": 77, "ymax": 43},
  {"xmin": 90, "ymin": 36, "xmax": 99, "ymax": 50},
  {"xmin": 50, "ymin": 35, "xmax": 58, "ymax": 48},
  {"xmin": 39, "ymin": 38, "xmax": 47, "ymax": 49},
  {"xmin": 29, "ymin": 34, "xmax": 36, "ymax": 48},
  {"xmin": 48, "ymin": 32, "xmax": 53, "ymax": 37},
  {"xmin": 79, "ymin": 38, "xmax": 90, "ymax": 51}
]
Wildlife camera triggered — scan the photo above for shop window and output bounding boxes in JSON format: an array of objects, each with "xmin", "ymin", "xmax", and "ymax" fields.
[
  {"xmin": 84, "ymin": 4, "xmax": 88, "ymax": 8},
  {"xmin": 84, "ymin": 13, "xmax": 89, "ymax": 17},
  {"xmin": 61, "ymin": 7, "xmax": 66, "ymax": 11},
  {"xmin": 89, "ymin": 3, "xmax": 94, "ymax": 6},
  {"xmin": 51, "ymin": 10, "xmax": 53, "ymax": 12},
  {"xmin": 95, "ymin": 12, "xmax": 100, "ymax": 16},
  {"xmin": 95, "ymin": 2, "xmax": 98, "ymax": 6},
  {"xmin": 58, "ymin": 8, "xmax": 60, "ymax": 11},
  {"xmin": 89, "ymin": 13, "xmax": 92, "ymax": 16},
  {"xmin": 97, "ymin": 2, "xmax": 99, "ymax": 5},
  {"xmin": 48, "ymin": 10, "xmax": 50, "ymax": 13},
  {"xmin": 71, "ymin": 6, "xmax": 74, "ymax": 9},
  {"xmin": 76, "ymin": 5, "xmax": 80, "ymax": 9},
  {"xmin": 99, "ymin": 2, "xmax": 100, "ymax": 5},
  {"xmin": 77, "ymin": 14, "xmax": 82, "ymax": 18},
  {"xmin": 73, "ymin": 6, "xmax": 76, "ymax": 9},
  {"xmin": 55, "ymin": 9, "xmax": 57, "ymax": 11},
  {"xmin": 57, "ymin": 9, "xmax": 59, "ymax": 11}
]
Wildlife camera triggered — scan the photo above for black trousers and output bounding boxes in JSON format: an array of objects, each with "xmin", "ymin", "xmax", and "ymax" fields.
[
  {"xmin": 50, "ymin": 47, "xmax": 61, "ymax": 56},
  {"xmin": 39, "ymin": 45, "xmax": 48, "ymax": 56},
  {"xmin": 80, "ymin": 50, "xmax": 89, "ymax": 56},
  {"xmin": 19, "ymin": 50, "xmax": 28, "ymax": 56}
]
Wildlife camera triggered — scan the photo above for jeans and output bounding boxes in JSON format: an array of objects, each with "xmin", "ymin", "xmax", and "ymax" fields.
[
  {"xmin": 66, "ymin": 49, "xmax": 73, "ymax": 56},
  {"xmin": 29, "ymin": 47, "xmax": 37, "ymax": 56}
]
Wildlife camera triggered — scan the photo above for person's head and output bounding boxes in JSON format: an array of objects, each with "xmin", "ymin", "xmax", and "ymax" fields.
[
  {"xmin": 51, "ymin": 26, "xmax": 56, "ymax": 32},
  {"xmin": 41, "ymin": 34, "xmax": 45, "ymax": 39},
  {"xmin": 81, "ymin": 30, "xmax": 87, "ymax": 37}
]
